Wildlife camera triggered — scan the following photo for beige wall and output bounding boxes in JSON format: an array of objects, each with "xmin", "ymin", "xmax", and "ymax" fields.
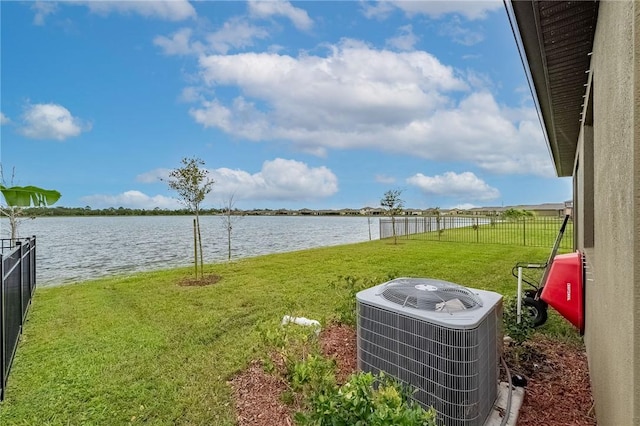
[{"xmin": 581, "ymin": 1, "xmax": 639, "ymax": 424}]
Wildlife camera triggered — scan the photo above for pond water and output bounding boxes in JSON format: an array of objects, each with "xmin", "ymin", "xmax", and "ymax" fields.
[{"xmin": 1, "ymin": 215, "xmax": 380, "ymax": 287}]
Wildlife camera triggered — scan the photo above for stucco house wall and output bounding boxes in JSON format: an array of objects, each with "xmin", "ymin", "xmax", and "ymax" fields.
[{"xmin": 576, "ymin": 2, "xmax": 639, "ymax": 424}]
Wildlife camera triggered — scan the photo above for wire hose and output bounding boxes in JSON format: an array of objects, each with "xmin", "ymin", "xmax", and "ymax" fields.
[{"xmin": 500, "ymin": 356, "xmax": 513, "ymax": 426}]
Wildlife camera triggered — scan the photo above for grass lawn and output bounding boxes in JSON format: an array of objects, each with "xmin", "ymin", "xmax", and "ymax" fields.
[
  {"xmin": 0, "ymin": 238, "xmax": 579, "ymax": 425},
  {"xmin": 403, "ymin": 217, "xmax": 574, "ymax": 250}
]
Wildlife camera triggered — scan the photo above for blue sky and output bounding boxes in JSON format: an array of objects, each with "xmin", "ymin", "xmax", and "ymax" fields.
[{"xmin": 1, "ymin": 0, "xmax": 572, "ymax": 210}]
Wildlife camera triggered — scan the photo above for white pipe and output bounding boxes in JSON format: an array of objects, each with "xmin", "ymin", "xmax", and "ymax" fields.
[
  {"xmin": 517, "ymin": 267, "xmax": 523, "ymax": 324},
  {"xmin": 281, "ymin": 315, "xmax": 321, "ymax": 335}
]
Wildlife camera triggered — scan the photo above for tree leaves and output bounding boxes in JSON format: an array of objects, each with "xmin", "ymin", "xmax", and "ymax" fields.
[
  {"xmin": 0, "ymin": 185, "xmax": 61, "ymax": 207},
  {"xmin": 165, "ymin": 157, "xmax": 214, "ymax": 213}
]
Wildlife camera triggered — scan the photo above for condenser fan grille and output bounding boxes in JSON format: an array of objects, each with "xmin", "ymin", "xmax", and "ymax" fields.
[{"xmin": 378, "ymin": 278, "xmax": 483, "ymax": 311}]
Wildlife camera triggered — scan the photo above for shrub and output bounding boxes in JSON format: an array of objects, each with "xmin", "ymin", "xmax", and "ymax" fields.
[
  {"xmin": 329, "ymin": 274, "xmax": 396, "ymax": 326},
  {"xmin": 258, "ymin": 320, "xmax": 322, "ymax": 377},
  {"xmin": 290, "ymin": 354, "xmax": 336, "ymax": 395},
  {"xmin": 295, "ymin": 372, "xmax": 437, "ymax": 426},
  {"xmin": 502, "ymin": 296, "xmax": 535, "ymax": 345}
]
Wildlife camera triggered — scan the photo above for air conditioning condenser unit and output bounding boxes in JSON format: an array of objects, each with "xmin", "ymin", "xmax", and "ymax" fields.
[{"xmin": 357, "ymin": 278, "xmax": 503, "ymax": 426}]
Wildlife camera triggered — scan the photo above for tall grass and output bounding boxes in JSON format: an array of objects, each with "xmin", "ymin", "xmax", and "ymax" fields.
[{"xmin": 0, "ymin": 238, "xmax": 579, "ymax": 425}]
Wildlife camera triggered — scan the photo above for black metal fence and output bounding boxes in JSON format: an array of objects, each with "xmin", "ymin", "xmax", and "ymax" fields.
[
  {"xmin": 1, "ymin": 236, "xmax": 37, "ymax": 401},
  {"xmin": 379, "ymin": 216, "xmax": 573, "ymax": 250}
]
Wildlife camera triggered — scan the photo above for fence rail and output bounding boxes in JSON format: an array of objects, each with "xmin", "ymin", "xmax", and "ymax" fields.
[
  {"xmin": 379, "ymin": 216, "xmax": 573, "ymax": 250},
  {"xmin": 1, "ymin": 236, "xmax": 37, "ymax": 401}
]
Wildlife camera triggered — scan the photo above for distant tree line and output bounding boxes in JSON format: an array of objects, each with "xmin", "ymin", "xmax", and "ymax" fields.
[{"xmin": 21, "ymin": 206, "xmax": 229, "ymax": 217}]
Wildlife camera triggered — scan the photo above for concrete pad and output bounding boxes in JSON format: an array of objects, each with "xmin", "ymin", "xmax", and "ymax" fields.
[{"xmin": 484, "ymin": 382, "xmax": 525, "ymax": 426}]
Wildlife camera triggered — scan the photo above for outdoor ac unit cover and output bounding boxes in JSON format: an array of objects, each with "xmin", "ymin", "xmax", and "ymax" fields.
[{"xmin": 356, "ymin": 278, "xmax": 503, "ymax": 426}]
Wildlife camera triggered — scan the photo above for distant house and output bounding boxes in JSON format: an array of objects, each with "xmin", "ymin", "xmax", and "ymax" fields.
[
  {"xmin": 339, "ymin": 209, "xmax": 360, "ymax": 216},
  {"xmin": 467, "ymin": 203, "xmax": 566, "ymax": 217},
  {"xmin": 511, "ymin": 2, "xmax": 638, "ymax": 424},
  {"xmin": 361, "ymin": 207, "xmax": 384, "ymax": 216}
]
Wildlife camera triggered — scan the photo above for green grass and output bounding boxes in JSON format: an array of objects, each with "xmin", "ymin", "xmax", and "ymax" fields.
[
  {"xmin": 397, "ymin": 217, "xmax": 574, "ymax": 250},
  {"xmin": 0, "ymin": 238, "xmax": 581, "ymax": 425}
]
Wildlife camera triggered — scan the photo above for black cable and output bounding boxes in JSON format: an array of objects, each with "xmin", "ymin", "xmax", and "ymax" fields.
[
  {"xmin": 500, "ymin": 356, "xmax": 513, "ymax": 426},
  {"xmin": 502, "ymin": 0, "xmax": 552, "ymax": 160}
]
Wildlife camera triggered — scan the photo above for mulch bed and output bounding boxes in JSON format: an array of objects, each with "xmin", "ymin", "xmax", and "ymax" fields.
[
  {"xmin": 228, "ymin": 360, "xmax": 293, "ymax": 426},
  {"xmin": 178, "ymin": 273, "xmax": 222, "ymax": 287},
  {"xmin": 229, "ymin": 324, "xmax": 596, "ymax": 426},
  {"xmin": 509, "ymin": 336, "xmax": 596, "ymax": 426}
]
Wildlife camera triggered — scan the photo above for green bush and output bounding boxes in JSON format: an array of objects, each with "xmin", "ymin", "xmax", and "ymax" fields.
[
  {"xmin": 330, "ymin": 274, "xmax": 396, "ymax": 326},
  {"xmin": 290, "ymin": 354, "xmax": 336, "ymax": 394},
  {"xmin": 502, "ymin": 296, "xmax": 535, "ymax": 344},
  {"xmin": 258, "ymin": 320, "xmax": 322, "ymax": 376},
  {"xmin": 295, "ymin": 372, "xmax": 436, "ymax": 426}
]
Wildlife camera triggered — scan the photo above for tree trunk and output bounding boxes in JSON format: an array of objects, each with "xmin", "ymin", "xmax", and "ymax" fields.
[
  {"xmin": 391, "ymin": 216, "xmax": 397, "ymax": 245},
  {"xmin": 193, "ymin": 218, "xmax": 198, "ymax": 278},
  {"xmin": 196, "ymin": 214, "xmax": 204, "ymax": 279},
  {"xmin": 10, "ymin": 213, "xmax": 18, "ymax": 246}
]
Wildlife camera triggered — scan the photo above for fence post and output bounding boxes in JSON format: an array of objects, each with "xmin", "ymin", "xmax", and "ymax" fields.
[
  {"xmin": 1, "ymin": 248, "xmax": 4, "ymax": 401},
  {"xmin": 522, "ymin": 218, "xmax": 526, "ymax": 246},
  {"xmin": 16, "ymin": 242, "xmax": 23, "ymax": 326},
  {"xmin": 31, "ymin": 236, "xmax": 36, "ymax": 294}
]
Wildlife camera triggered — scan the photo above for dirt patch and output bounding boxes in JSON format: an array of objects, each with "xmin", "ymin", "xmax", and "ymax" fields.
[
  {"xmin": 230, "ymin": 325, "xmax": 596, "ymax": 426},
  {"xmin": 178, "ymin": 273, "xmax": 222, "ymax": 287}
]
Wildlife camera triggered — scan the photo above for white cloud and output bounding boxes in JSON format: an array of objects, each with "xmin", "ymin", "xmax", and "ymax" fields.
[
  {"xmin": 386, "ymin": 25, "xmax": 419, "ymax": 51},
  {"xmin": 154, "ymin": 28, "xmax": 204, "ymax": 56},
  {"xmin": 136, "ymin": 168, "xmax": 171, "ymax": 183},
  {"xmin": 81, "ymin": 190, "xmax": 180, "ymax": 209},
  {"xmin": 206, "ymin": 17, "xmax": 270, "ymax": 54},
  {"xmin": 189, "ymin": 99, "xmax": 235, "ymax": 133},
  {"xmin": 155, "ymin": 18, "xmax": 270, "ymax": 56},
  {"xmin": 31, "ymin": 1, "xmax": 58, "ymax": 25},
  {"xmin": 248, "ymin": 0, "xmax": 313, "ymax": 31},
  {"xmin": 187, "ymin": 40, "xmax": 553, "ymax": 176},
  {"xmin": 439, "ymin": 17, "xmax": 484, "ymax": 46},
  {"xmin": 193, "ymin": 40, "xmax": 465, "ymax": 135},
  {"xmin": 407, "ymin": 171, "xmax": 500, "ymax": 201},
  {"xmin": 19, "ymin": 103, "xmax": 90, "ymax": 140},
  {"xmin": 367, "ymin": 1, "xmax": 503, "ymax": 21},
  {"xmin": 451, "ymin": 203, "xmax": 478, "ymax": 210},
  {"xmin": 77, "ymin": 0, "xmax": 196, "ymax": 21},
  {"xmin": 213, "ymin": 158, "xmax": 338, "ymax": 201},
  {"xmin": 360, "ymin": 1, "xmax": 396, "ymax": 20},
  {"xmin": 179, "ymin": 86, "xmax": 203, "ymax": 103},
  {"xmin": 140, "ymin": 158, "xmax": 338, "ymax": 203},
  {"xmin": 375, "ymin": 174, "xmax": 396, "ymax": 184},
  {"xmin": 0, "ymin": 112, "xmax": 10, "ymax": 125}
]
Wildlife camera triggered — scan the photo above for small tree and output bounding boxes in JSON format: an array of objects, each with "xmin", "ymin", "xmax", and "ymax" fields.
[
  {"xmin": 502, "ymin": 208, "xmax": 534, "ymax": 221},
  {"xmin": 166, "ymin": 157, "xmax": 214, "ymax": 279},
  {"xmin": 380, "ymin": 189, "xmax": 404, "ymax": 244},
  {"xmin": 221, "ymin": 193, "xmax": 241, "ymax": 261},
  {"xmin": 0, "ymin": 166, "xmax": 61, "ymax": 245},
  {"xmin": 426, "ymin": 206, "xmax": 442, "ymax": 231}
]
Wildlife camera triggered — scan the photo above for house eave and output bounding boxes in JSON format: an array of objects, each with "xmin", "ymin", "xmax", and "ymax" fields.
[{"xmin": 510, "ymin": 1, "xmax": 599, "ymax": 177}]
